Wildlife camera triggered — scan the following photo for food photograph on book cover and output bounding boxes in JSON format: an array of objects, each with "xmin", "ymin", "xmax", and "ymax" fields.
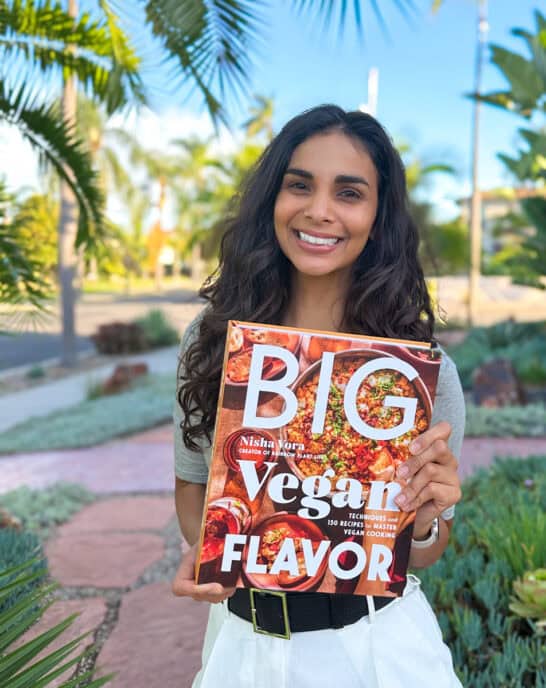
[{"xmin": 196, "ymin": 321, "xmax": 442, "ymax": 597}]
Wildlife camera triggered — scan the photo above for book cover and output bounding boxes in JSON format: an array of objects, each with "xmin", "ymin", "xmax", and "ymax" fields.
[{"xmin": 195, "ymin": 321, "xmax": 442, "ymax": 597}]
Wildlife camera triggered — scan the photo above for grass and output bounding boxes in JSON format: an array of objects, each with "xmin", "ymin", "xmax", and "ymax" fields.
[{"xmin": 0, "ymin": 374, "xmax": 175, "ymax": 454}]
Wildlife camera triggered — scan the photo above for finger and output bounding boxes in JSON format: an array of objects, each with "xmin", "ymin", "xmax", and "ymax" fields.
[
  {"xmin": 408, "ymin": 421, "xmax": 452, "ymax": 457},
  {"xmin": 395, "ymin": 463, "xmax": 459, "ymax": 510},
  {"xmin": 398, "ymin": 438, "xmax": 457, "ymax": 480},
  {"xmin": 399, "ymin": 481, "xmax": 461, "ymax": 513},
  {"xmin": 172, "ymin": 575, "xmax": 234, "ymax": 601},
  {"xmin": 191, "ymin": 583, "xmax": 235, "ymax": 604}
]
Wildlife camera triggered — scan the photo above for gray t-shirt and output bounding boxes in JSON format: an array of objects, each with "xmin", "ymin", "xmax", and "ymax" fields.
[{"xmin": 173, "ymin": 313, "xmax": 466, "ymax": 484}]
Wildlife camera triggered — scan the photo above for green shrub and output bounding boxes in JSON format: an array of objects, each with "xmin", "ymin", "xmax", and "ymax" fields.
[
  {"xmin": 0, "ymin": 483, "xmax": 96, "ymax": 540},
  {"xmin": 464, "ymin": 403, "xmax": 546, "ymax": 437},
  {"xmin": 419, "ymin": 455, "xmax": 546, "ymax": 686},
  {"xmin": 26, "ymin": 366, "xmax": 45, "ymax": 380},
  {"xmin": 134, "ymin": 309, "xmax": 179, "ymax": 348}
]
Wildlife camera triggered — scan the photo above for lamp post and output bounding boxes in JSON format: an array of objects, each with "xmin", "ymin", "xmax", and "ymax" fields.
[
  {"xmin": 359, "ymin": 68, "xmax": 379, "ymax": 117},
  {"xmin": 468, "ymin": 0, "xmax": 489, "ymax": 326}
]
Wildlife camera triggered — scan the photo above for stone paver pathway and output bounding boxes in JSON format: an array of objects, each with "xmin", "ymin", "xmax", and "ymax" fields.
[{"xmin": 3, "ymin": 426, "xmax": 545, "ymax": 687}]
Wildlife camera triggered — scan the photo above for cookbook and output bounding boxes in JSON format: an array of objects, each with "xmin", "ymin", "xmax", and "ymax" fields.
[{"xmin": 195, "ymin": 321, "xmax": 441, "ymax": 597}]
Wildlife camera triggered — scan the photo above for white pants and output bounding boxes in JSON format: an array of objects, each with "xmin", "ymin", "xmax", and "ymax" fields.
[{"xmin": 192, "ymin": 575, "xmax": 462, "ymax": 688}]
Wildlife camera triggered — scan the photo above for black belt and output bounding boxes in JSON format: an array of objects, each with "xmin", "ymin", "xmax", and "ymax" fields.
[{"xmin": 227, "ymin": 588, "xmax": 395, "ymax": 639}]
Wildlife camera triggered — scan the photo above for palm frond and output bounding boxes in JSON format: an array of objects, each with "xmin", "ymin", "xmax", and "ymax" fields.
[
  {"xmin": 291, "ymin": 0, "xmax": 418, "ymax": 43},
  {"xmin": 0, "ymin": 80, "xmax": 105, "ymax": 248},
  {"xmin": 0, "ymin": 0, "xmax": 144, "ymax": 113},
  {"xmin": 142, "ymin": 0, "xmax": 265, "ymax": 126}
]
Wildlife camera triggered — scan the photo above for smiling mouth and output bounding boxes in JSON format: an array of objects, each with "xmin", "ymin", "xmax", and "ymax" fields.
[{"xmin": 295, "ymin": 230, "xmax": 342, "ymax": 247}]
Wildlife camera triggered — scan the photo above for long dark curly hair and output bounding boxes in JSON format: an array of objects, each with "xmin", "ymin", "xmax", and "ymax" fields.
[{"xmin": 178, "ymin": 104, "xmax": 435, "ymax": 450}]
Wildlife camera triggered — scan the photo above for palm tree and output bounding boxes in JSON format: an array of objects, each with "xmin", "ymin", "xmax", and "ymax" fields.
[
  {"xmin": 243, "ymin": 94, "xmax": 274, "ymax": 141},
  {"xmin": 0, "ymin": 0, "xmax": 143, "ymax": 362}
]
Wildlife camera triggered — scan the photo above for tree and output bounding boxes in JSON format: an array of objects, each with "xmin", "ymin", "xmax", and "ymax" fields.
[
  {"xmin": 397, "ymin": 141, "xmax": 456, "ymax": 276},
  {"xmin": 473, "ymin": 9, "xmax": 546, "ymax": 289},
  {"xmin": 0, "ymin": 180, "xmax": 51, "ymax": 330},
  {"xmin": 0, "ymin": 0, "xmax": 143, "ymax": 362}
]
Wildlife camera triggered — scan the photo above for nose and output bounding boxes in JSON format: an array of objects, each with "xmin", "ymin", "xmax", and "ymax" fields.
[{"xmin": 303, "ymin": 191, "xmax": 334, "ymax": 223}]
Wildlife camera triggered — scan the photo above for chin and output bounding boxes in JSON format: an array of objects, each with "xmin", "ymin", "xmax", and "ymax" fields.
[{"xmin": 291, "ymin": 260, "xmax": 342, "ymax": 278}]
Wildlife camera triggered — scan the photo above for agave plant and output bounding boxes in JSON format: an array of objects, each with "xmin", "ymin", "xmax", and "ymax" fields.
[
  {"xmin": 510, "ymin": 568, "xmax": 546, "ymax": 632},
  {"xmin": 0, "ymin": 557, "xmax": 113, "ymax": 688}
]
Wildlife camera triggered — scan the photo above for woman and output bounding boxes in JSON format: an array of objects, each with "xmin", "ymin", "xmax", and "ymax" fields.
[{"xmin": 172, "ymin": 105, "xmax": 465, "ymax": 688}]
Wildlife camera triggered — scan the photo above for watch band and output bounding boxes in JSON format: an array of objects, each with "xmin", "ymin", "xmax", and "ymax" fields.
[
  {"xmin": 411, "ymin": 517, "xmax": 440, "ymax": 549},
  {"xmin": 441, "ymin": 505, "xmax": 456, "ymax": 521}
]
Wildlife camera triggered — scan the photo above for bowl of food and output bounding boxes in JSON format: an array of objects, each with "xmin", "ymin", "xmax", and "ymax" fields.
[
  {"xmin": 225, "ymin": 325, "xmax": 301, "ymax": 387},
  {"xmin": 396, "ymin": 344, "xmax": 442, "ymax": 368},
  {"xmin": 280, "ymin": 348, "xmax": 432, "ymax": 488},
  {"xmin": 242, "ymin": 513, "xmax": 330, "ymax": 592},
  {"xmin": 200, "ymin": 497, "xmax": 252, "ymax": 564},
  {"xmin": 301, "ymin": 334, "xmax": 352, "ymax": 363}
]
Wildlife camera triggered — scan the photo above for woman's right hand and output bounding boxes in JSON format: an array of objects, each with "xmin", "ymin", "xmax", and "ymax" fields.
[{"xmin": 171, "ymin": 543, "xmax": 236, "ymax": 604}]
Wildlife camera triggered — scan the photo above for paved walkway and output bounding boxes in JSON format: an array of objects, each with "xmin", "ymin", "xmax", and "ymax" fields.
[{"xmin": 3, "ymin": 426, "xmax": 546, "ymax": 687}]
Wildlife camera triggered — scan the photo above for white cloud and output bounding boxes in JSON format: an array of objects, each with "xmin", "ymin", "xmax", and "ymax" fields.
[
  {"xmin": 0, "ymin": 106, "xmax": 243, "ymax": 197},
  {"xmin": 0, "ymin": 124, "xmax": 40, "ymax": 192},
  {"xmin": 109, "ymin": 106, "xmax": 242, "ymax": 156}
]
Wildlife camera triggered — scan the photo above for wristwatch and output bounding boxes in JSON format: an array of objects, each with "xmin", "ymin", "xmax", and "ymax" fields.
[{"xmin": 411, "ymin": 517, "xmax": 440, "ymax": 549}]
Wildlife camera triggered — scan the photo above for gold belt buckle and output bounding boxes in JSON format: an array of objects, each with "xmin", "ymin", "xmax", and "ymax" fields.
[{"xmin": 249, "ymin": 588, "xmax": 291, "ymax": 640}]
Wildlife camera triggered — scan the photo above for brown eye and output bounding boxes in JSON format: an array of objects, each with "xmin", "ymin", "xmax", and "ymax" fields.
[{"xmin": 339, "ymin": 188, "xmax": 361, "ymax": 199}]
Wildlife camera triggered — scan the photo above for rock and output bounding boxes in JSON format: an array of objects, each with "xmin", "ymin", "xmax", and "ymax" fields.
[
  {"xmin": 46, "ymin": 532, "xmax": 165, "ymax": 588},
  {"xmin": 12, "ymin": 597, "xmax": 107, "ymax": 688},
  {"xmin": 95, "ymin": 582, "xmax": 208, "ymax": 688},
  {"xmin": 0, "ymin": 507, "xmax": 22, "ymax": 530},
  {"xmin": 102, "ymin": 363, "xmax": 149, "ymax": 394},
  {"xmin": 472, "ymin": 357, "xmax": 526, "ymax": 407},
  {"xmin": 57, "ymin": 496, "xmax": 174, "ymax": 536}
]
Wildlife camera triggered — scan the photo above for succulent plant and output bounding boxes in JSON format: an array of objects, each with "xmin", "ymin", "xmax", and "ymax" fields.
[{"xmin": 510, "ymin": 569, "xmax": 546, "ymax": 630}]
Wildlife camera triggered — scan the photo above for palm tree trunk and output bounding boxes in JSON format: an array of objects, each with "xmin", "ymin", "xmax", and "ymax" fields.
[
  {"xmin": 468, "ymin": 0, "xmax": 488, "ymax": 326},
  {"xmin": 58, "ymin": 0, "xmax": 79, "ymax": 366}
]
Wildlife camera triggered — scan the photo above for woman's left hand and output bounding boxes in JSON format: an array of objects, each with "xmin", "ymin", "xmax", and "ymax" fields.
[{"xmin": 394, "ymin": 421, "xmax": 461, "ymax": 539}]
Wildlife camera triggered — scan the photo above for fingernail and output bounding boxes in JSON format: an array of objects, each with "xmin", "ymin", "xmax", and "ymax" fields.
[
  {"xmin": 397, "ymin": 465, "xmax": 409, "ymax": 478},
  {"xmin": 410, "ymin": 440, "xmax": 421, "ymax": 453},
  {"xmin": 395, "ymin": 494, "xmax": 407, "ymax": 508}
]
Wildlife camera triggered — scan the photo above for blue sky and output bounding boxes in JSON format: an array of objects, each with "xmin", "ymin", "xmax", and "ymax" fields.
[
  {"xmin": 216, "ymin": 0, "xmax": 539, "ymax": 216},
  {"xmin": 0, "ymin": 0, "xmax": 540, "ymax": 222}
]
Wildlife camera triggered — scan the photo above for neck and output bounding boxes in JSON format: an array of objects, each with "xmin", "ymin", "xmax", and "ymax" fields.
[{"xmin": 282, "ymin": 270, "xmax": 350, "ymax": 332}]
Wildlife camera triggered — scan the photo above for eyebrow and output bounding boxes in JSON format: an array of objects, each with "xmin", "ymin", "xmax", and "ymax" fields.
[{"xmin": 285, "ymin": 167, "xmax": 370, "ymax": 188}]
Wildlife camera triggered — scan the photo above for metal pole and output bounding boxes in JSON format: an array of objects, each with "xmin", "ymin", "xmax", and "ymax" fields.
[{"xmin": 468, "ymin": 0, "xmax": 488, "ymax": 326}]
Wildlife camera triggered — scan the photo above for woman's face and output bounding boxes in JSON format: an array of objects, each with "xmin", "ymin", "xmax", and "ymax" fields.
[{"xmin": 274, "ymin": 130, "xmax": 379, "ymax": 281}]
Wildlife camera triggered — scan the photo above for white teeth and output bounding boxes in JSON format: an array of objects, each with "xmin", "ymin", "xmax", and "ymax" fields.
[{"xmin": 297, "ymin": 231, "xmax": 339, "ymax": 246}]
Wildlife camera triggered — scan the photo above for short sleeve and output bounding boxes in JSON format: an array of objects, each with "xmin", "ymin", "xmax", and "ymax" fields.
[
  {"xmin": 431, "ymin": 350, "xmax": 466, "ymax": 461},
  {"xmin": 430, "ymin": 350, "xmax": 465, "ymax": 520},
  {"xmin": 173, "ymin": 313, "xmax": 209, "ymax": 484}
]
